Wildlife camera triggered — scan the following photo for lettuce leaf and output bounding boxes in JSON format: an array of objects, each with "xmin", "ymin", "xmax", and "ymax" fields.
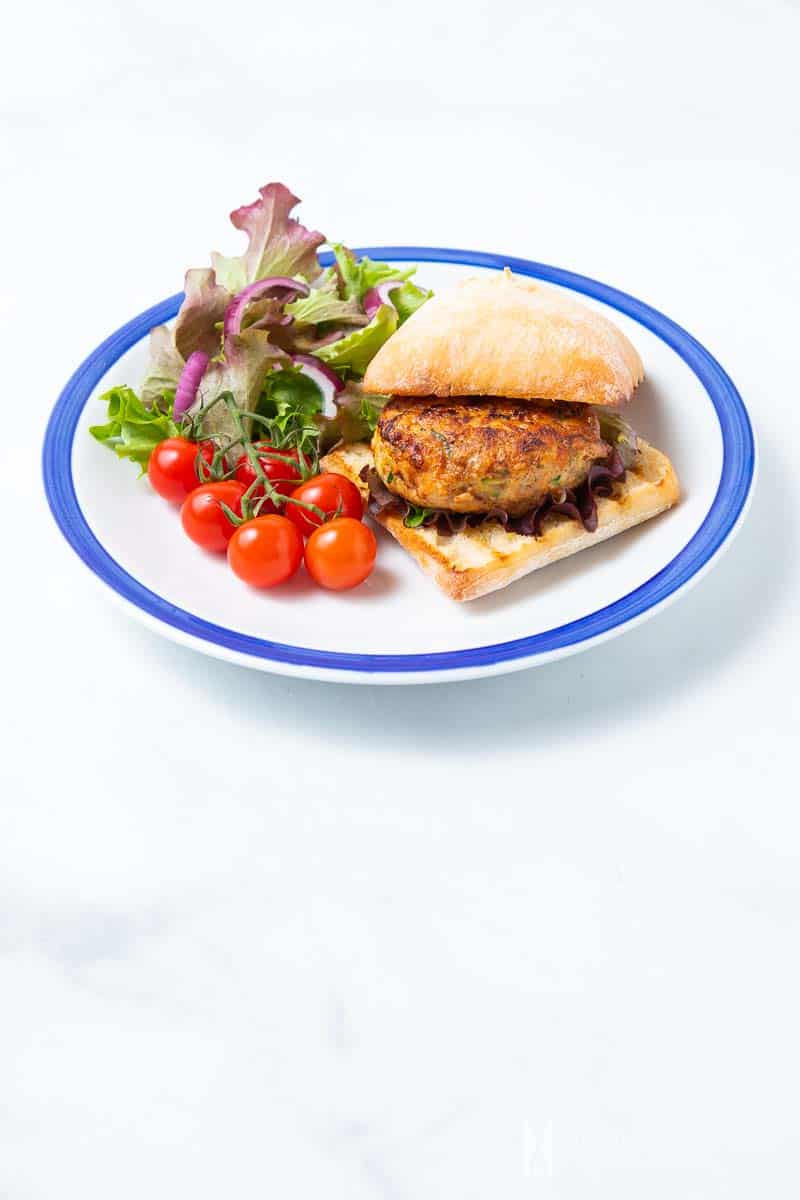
[
  {"xmin": 318, "ymin": 383, "xmax": 389, "ymax": 451},
  {"xmin": 211, "ymin": 183, "xmax": 325, "ymax": 293},
  {"xmin": 194, "ymin": 329, "xmax": 286, "ymax": 444},
  {"xmin": 358, "ymin": 257, "xmax": 416, "ymax": 295},
  {"xmin": 285, "ymin": 268, "xmax": 367, "ymax": 327},
  {"xmin": 257, "ymin": 366, "xmax": 327, "ymax": 456},
  {"xmin": 353, "ymin": 387, "xmax": 388, "ymax": 433},
  {"xmin": 331, "ymin": 244, "xmax": 416, "ymax": 302},
  {"xmin": 174, "ymin": 268, "xmax": 229, "ymax": 359},
  {"xmin": 330, "ymin": 244, "xmax": 362, "ymax": 300},
  {"xmin": 404, "ymin": 505, "xmax": 434, "ymax": 528},
  {"xmin": 141, "ymin": 271, "xmax": 228, "ymax": 413},
  {"xmin": 390, "ymin": 280, "xmax": 431, "ymax": 324},
  {"xmin": 89, "ymin": 387, "xmax": 178, "ymax": 471},
  {"xmin": 139, "ymin": 325, "xmax": 185, "ymax": 408},
  {"xmin": 597, "ymin": 408, "xmax": 639, "ymax": 469},
  {"xmin": 315, "ymin": 304, "xmax": 398, "ymax": 377},
  {"xmin": 243, "ymin": 294, "xmax": 293, "ymax": 330},
  {"xmin": 260, "ymin": 366, "xmax": 323, "ymax": 421}
]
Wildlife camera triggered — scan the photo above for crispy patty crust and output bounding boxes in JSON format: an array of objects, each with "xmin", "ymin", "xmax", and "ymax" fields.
[{"xmin": 372, "ymin": 398, "xmax": 610, "ymax": 515}]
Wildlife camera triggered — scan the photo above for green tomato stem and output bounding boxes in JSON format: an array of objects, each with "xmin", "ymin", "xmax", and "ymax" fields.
[{"xmin": 220, "ymin": 395, "xmax": 326, "ymax": 522}]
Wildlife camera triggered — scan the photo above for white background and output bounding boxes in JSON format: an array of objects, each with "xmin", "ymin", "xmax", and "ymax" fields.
[{"xmin": 3, "ymin": 1, "xmax": 799, "ymax": 1195}]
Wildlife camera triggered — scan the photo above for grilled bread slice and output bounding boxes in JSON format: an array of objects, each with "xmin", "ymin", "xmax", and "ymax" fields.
[{"xmin": 322, "ymin": 438, "xmax": 680, "ymax": 602}]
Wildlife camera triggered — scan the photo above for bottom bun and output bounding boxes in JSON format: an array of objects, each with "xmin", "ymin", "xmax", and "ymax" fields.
[{"xmin": 322, "ymin": 439, "xmax": 680, "ymax": 602}]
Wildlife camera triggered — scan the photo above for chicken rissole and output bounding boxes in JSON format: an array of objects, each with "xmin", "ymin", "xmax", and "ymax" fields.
[
  {"xmin": 371, "ymin": 397, "xmax": 633, "ymax": 518},
  {"xmin": 360, "ymin": 392, "xmax": 643, "ymax": 548},
  {"xmin": 322, "ymin": 271, "xmax": 680, "ymax": 600}
]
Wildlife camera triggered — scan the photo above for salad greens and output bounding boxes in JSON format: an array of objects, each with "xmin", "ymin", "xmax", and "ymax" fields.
[
  {"xmin": 89, "ymin": 387, "xmax": 178, "ymax": 470},
  {"xmin": 331, "ymin": 244, "xmax": 416, "ymax": 303},
  {"xmin": 259, "ymin": 366, "xmax": 331, "ymax": 460},
  {"xmin": 317, "ymin": 384, "xmax": 389, "ymax": 452},
  {"xmin": 174, "ymin": 268, "xmax": 230, "ymax": 360},
  {"xmin": 315, "ymin": 304, "xmax": 398, "ymax": 376},
  {"xmin": 597, "ymin": 408, "xmax": 639, "ymax": 469},
  {"xmin": 197, "ymin": 330, "xmax": 285, "ymax": 444},
  {"xmin": 139, "ymin": 326, "xmax": 184, "ymax": 408},
  {"xmin": 404, "ymin": 504, "xmax": 435, "ymax": 528},
  {"xmin": 390, "ymin": 280, "xmax": 431, "ymax": 324},
  {"xmin": 285, "ymin": 269, "xmax": 366, "ymax": 328},
  {"xmin": 92, "ymin": 181, "xmax": 431, "ymax": 471},
  {"xmin": 210, "ymin": 183, "xmax": 325, "ymax": 293}
]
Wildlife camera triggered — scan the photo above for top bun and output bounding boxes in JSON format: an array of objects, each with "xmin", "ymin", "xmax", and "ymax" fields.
[{"xmin": 363, "ymin": 270, "xmax": 644, "ymax": 406}]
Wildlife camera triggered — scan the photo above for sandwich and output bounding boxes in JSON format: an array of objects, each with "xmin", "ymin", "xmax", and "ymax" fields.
[{"xmin": 322, "ymin": 270, "xmax": 680, "ymax": 601}]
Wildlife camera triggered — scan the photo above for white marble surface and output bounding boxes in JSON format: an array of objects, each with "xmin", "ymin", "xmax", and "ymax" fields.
[{"xmin": 4, "ymin": 0, "xmax": 800, "ymax": 1194}]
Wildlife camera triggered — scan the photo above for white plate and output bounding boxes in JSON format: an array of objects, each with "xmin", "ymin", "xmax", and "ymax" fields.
[{"xmin": 43, "ymin": 248, "xmax": 756, "ymax": 684}]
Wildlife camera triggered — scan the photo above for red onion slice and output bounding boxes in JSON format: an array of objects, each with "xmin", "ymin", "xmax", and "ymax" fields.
[
  {"xmin": 174, "ymin": 350, "xmax": 209, "ymax": 418},
  {"xmin": 291, "ymin": 353, "xmax": 344, "ymax": 412},
  {"xmin": 362, "ymin": 280, "xmax": 403, "ymax": 320},
  {"xmin": 223, "ymin": 276, "xmax": 310, "ymax": 338}
]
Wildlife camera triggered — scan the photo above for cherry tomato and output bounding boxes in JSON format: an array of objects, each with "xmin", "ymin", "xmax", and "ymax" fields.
[
  {"xmin": 148, "ymin": 438, "xmax": 215, "ymax": 503},
  {"xmin": 227, "ymin": 515, "xmax": 304, "ymax": 588},
  {"xmin": 304, "ymin": 517, "xmax": 377, "ymax": 590},
  {"xmin": 234, "ymin": 445, "xmax": 308, "ymax": 513},
  {"xmin": 180, "ymin": 481, "xmax": 246, "ymax": 553},
  {"xmin": 286, "ymin": 473, "xmax": 363, "ymax": 537}
]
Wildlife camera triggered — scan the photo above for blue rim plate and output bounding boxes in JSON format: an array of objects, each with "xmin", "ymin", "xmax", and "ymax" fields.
[{"xmin": 42, "ymin": 247, "xmax": 756, "ymax": 684}]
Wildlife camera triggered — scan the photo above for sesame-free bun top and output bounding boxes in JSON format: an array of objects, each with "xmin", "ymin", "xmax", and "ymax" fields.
[{"xmin": 362, "ymin": 270, "xmax": 644, "ymax": 407}]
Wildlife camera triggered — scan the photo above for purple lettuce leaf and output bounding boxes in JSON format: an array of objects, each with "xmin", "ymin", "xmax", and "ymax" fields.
[
  {"xmin": 243, "ymin": 296, "xmax": 291, "ymax": 329},
  {"xmin": 139, "ymin": 325, "xmax": 185, "ymax": 407},
  {"xmin": 211, "ymin": 183, "xmax": 325, "ymax": 294},
  {"xmin": 174, "ymin": 268, "xmax": 230, "ymax": 360},
  {"xmin": 192, "ymin": 329, "xmax": 287, "ymax": 446}
]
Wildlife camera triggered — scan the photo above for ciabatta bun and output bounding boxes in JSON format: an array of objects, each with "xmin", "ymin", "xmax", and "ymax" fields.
[
  {"xmin": 363, "ymin": 271, "xmax": 644, "ymax": 407},
  {"xmin": 322, "ymin": 439, "xmax": 679, "ymax": 602}
]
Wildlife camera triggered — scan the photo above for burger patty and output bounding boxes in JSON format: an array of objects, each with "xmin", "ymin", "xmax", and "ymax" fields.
[{"xmin": 372, "ymin": 398, "xmax": 610, "ymax": 515}]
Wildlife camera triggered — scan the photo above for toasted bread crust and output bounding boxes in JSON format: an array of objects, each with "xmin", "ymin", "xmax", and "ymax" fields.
[
  {"xmin": 322, "ymin": 438, "xmax": 680, "ymax": 601},
  {"xmin": 362, "ymin": 272, "xmax": 644, "ymax": 407}
]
